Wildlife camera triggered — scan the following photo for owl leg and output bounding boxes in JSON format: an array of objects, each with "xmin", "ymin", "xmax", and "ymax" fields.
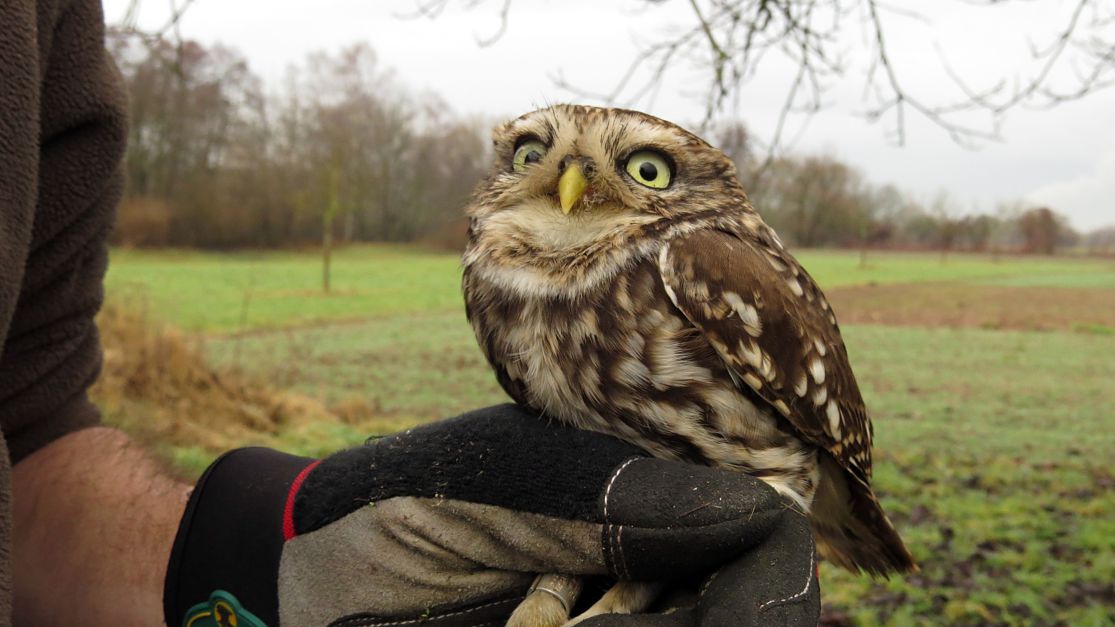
[
  {"xmin": 507, "ymin": 574, "xmax": 583, "ymax": 627},
  {"xmin": 562, "ymin": 581, "xmax": 663, "ymax": 627}
]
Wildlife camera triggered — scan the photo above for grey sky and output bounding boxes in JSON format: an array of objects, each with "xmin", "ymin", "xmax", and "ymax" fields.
[{"xmin": 103, "ymin": 0, "xmax": 1115, "ymax": 231}]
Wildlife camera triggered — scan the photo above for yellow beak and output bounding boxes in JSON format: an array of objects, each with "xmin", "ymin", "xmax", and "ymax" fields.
[{"xmin": 558, "ymin": 163, "xmax": 588, "ymax": 215}]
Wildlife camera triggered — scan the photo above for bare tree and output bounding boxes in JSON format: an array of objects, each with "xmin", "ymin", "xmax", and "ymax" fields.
[
  {"xmin": 928, "ymin": 192, "xmax": 964, "ymax": 263},
  {"xmin": 758, "ymin": 154, "xmax": 870, "ymax": 247},
  {"xmin": 112, "ymin": 37, "xmax": 263, "ymax": 246},
  {"xmin": 1084, "ymin": 225, "xmax": 1115, "ymax": 255},
  {"xmin": 1018, "ymin": 206, "xmax": 1062, "ymax": 255},
  {"xmin": 858, "ymin": 184, "xmax": 905, "ymax": 266},
  {"xmin": 414, "ymin": 0, "xmax": 1115, "ymax": 156},
  {"xmin": 954, "ymin": 214, "xmax": 996, "ymax": 254},
  {"xmin": 112, "ymin": 30, "xmax": 1093, "ymax": 256},
  {"xmin": 110, "ymin": 38, "xmax": 489, "ymax": 251},
  {"xmin": 989, "ymin": 201, "xmax": 1025, "ymax": 261},
  {"xmin": 108, "ymin": 0, "xmax": 198, "ymax": 49},
  {"xmin": 297, "ymin": 44, "xmax": 400, "ymax": 289},
  {"xmin": 713, "ymin": 121, "xmax": 755, "ymax": 177}
]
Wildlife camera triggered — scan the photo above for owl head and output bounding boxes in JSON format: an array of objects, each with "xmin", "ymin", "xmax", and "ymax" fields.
[{"xmin": 465, "ymin": 105, "xmax": 753, "ymax": 267}]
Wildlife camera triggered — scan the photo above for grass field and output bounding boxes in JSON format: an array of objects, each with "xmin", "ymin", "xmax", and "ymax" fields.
[
  {"xmin": 106, "ymin": 247, "xmax": 1115, "ymax": 332},
  {"xmin": 101, "ymin": 246, "xmax": 1115, "ymax": 625}
]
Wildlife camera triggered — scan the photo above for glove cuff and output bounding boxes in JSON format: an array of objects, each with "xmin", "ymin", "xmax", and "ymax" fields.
[{"xmin": 164, "ymin": 447, "xmax": 317, "ymax": 627}]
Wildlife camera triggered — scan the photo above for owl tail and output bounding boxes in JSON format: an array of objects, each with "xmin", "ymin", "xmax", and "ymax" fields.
[{"xmin": 811, "ymin": 452, "xmax": 917, "ymax": 576}]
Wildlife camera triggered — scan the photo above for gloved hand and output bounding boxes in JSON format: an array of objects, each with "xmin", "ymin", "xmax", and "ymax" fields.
[{"xmin": 164, "ymin": 404, "xmax": 819, "ymax": 626}]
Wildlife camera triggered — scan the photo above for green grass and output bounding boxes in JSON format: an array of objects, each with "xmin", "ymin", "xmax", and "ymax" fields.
[
  {"xmin": 106, "ymin": 246, "xmax": 1115, "ymax": 333},
  {"xmin": 977, "ymin": 271, "xmax": 1115, "ymax": 289},
  {"xmin": 101, "ymin": 246, "xmax": 1115, "ymax": 625},
  {"xmin": 207, "ymin": 310, "xmax": 503, "ymax": 414},
  {"xmin": 828, "ymin": 326, "xmax": 1115, "ymax": 625},
  {"xmin": 794, "ymin": 250, "xmax": 1115, "ymax": 290},
  {"xmin": 106, "ymin": 246, "xmax": 465, "ymax": 332}
]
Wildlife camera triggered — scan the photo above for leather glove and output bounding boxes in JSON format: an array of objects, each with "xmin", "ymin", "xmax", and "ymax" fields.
[{"xmin": 164, "ymin": 404, "xmax": 819, "ymax": 626}]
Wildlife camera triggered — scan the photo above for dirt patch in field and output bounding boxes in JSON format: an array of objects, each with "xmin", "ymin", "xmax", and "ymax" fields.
[{"xmin": 825, "ymin": 283, "xmax": 1115, "ymax": 332}]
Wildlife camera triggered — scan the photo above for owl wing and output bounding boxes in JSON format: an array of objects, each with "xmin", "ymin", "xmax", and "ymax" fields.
[{"xmin": 657, "ymin": 227, "xmax": 873, "ymax": 483}]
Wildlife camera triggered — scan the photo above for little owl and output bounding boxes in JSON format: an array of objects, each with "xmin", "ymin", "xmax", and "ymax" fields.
[{"xmin": 461, "ymin": 104, "xmax": 914, "ymax": 625}]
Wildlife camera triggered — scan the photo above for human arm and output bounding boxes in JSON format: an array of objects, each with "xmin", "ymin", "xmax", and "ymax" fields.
[
  {"xmin": 11, "ymin": 427, "xmax": 190, "ymax": 625},
  {"xmin": 2, "ymin": 0, "xmax": 146, "ymax": 623}
]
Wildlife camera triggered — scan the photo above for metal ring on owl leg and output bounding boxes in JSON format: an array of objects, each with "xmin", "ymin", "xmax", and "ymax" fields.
[
  {"xmin": 562, "ymin": 581, "xmax": 664, "ymax": 627},
  {"xmin": 507, "ymin": 574, "xmax": 583, "ymax": 627},
  {"xmin": 531, "ymin": 573, "xmax": 584, "ymax": 614}
]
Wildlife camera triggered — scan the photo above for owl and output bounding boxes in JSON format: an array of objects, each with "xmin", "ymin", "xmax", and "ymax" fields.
[{"xmin": 461, "ymin": 105, "xmax": 914, "ymax": 625}]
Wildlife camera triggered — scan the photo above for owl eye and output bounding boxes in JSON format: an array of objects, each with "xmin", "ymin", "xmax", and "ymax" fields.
[
  {"xmin": 512, "ymin": 140, "xmax": 548, "ymax": 172},
  {"xmin": 624, "ymin": 150, "xmax": 672, "ymax": 189}
]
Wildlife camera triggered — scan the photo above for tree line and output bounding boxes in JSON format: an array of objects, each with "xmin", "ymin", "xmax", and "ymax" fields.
[
  {"xmin": 109, "ymin": 38, "xmax": 1106, "ymax": 255},
  {"xmin": 110, "ymin": 39, "xmax": 489, "ymax": 249},
  {"xmin": 718, "ymin": 122, "xmax": 1088, "ymax": 256}
]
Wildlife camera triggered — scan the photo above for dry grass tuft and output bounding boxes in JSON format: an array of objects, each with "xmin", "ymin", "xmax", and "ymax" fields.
[{"xmin": 91, "ymin": 299, "xmax": 345, "ymax": 454}]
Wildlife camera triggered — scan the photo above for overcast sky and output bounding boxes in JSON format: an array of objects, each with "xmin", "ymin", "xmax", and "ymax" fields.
[{"xmin": 103, "ymin": 0, "xmax": 1115, "ymax": 231}]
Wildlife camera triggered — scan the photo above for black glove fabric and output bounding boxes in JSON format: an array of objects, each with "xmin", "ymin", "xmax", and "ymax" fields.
[{"xmin": 164, "ymin": 404, "xmax": 819, "ymax": 626}]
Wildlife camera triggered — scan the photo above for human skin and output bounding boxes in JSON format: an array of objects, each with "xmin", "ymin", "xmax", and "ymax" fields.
[{"xmin": 11, "ymin": 427, "xmax": 189, "ymax": 626}]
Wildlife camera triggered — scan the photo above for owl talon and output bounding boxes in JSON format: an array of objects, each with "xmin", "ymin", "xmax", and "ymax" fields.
[
  {"xmin": 508, "ymin": 574, "xmax": 582, "ymax": 627},
  {"xmin": 562, "ymin": 581, "xmax": 663, "ymax": 627}
]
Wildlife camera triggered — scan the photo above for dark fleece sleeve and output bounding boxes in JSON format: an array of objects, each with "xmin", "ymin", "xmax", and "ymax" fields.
[{"xmin": 0, "ymin": 0, "xmax": 126, "ymax": 463}]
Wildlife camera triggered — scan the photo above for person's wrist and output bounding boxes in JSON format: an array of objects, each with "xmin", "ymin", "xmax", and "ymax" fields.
[
  {"xmin": 164, "ymin": 447, "xmax": 316, "ymax": 627},
  {"xmin": 12, "ymin": 427, "xmax": 190, "ymax": 625}
]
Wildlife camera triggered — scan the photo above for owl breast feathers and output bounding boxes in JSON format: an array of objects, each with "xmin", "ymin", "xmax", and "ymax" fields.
[{"xmin": 462, "ymin": 104, "xmax": 914, "ymax": 575}]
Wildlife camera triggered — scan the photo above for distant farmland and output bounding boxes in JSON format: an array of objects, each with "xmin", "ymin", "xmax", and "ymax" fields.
[{"xmin": 101, "ymin": 246, "xmax": 1115, "ymax": 625}]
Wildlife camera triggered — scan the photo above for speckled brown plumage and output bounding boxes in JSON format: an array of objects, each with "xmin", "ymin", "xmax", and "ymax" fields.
[{"xmin": 462, "ymin": 104, "xmax": 914, "ymax": 579}]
